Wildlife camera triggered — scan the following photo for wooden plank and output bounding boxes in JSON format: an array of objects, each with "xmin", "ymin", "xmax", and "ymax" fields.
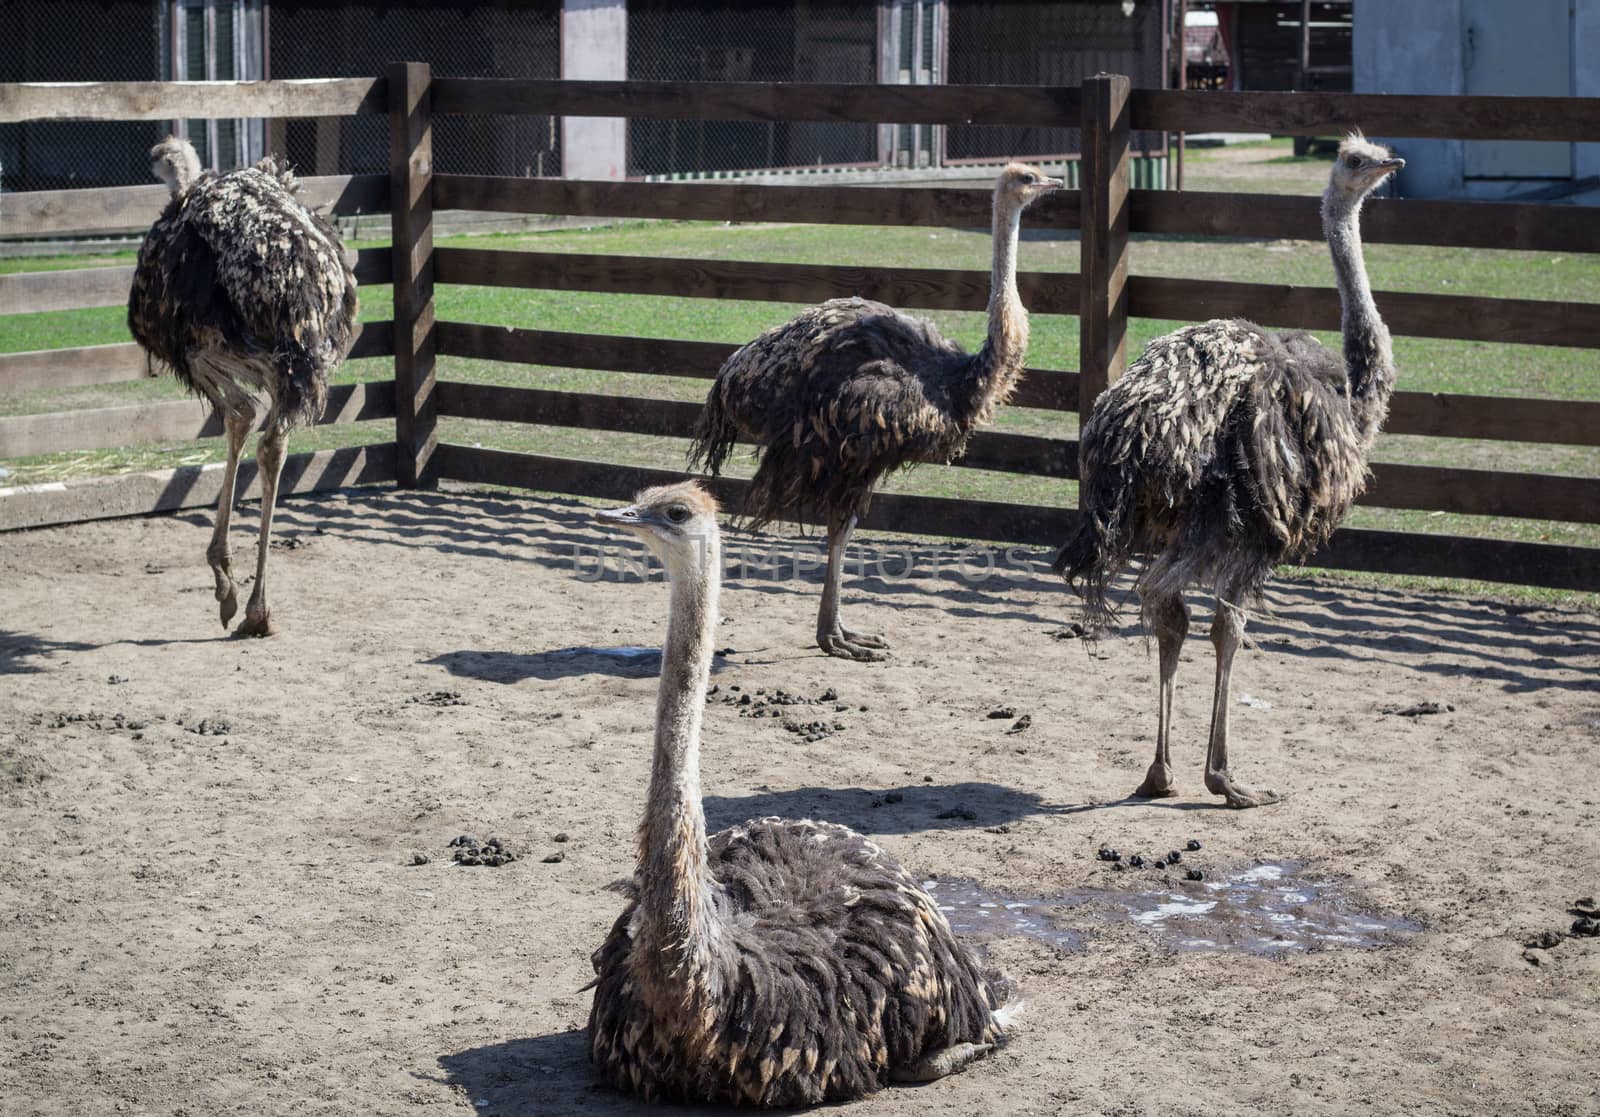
[
  {"xmin": 0, "ymin": 444, "xmax": 397, "ymax": 532},
  {"xmin": 1383, "ymin": 392, "xmax": 1600, "ymax": 447},
  {"xmin": 1126, "ymin": 275, "xmax": 1600, "ymax": 349},
  {"xmin": 1078, "ymin": 73, "xmax": 1132, "ymax": 424},
  {"xmin": 0, "ymin": 381, "xmax": 395, "ymax": 459},
  {"xmin": 433, "ymin": 382, "xmax": 1077, "ymax": 478},
  {"xmin": 3, "ymin": 174, "xmax": 391, "ymax": 239},
  {"xmin": 434, "ymin": 247, "xmax": 1081, "ymax": 315},
  {"xmin": 429, "ymin": 443, "xmax": 1599, "ymax": 591},
  {"xmin": 432, "ymin": 321, "xmax": 1079, "ymax": 412},
  {"xmin": 0, "ymin": 265, "xmax": 135, "ymax": 314},
  {"xmin": 1365, "ymin": 463, "xmax": 1600, "ymax": 523},
  {"xmin": 1129, "ymin": 89, "xmax": 1600, "ymax": 143},
  {"xmin": 0, "ymin": 319, "xmax": 393, "ymax": 393},
  {"xmin": 1131, "ymin": 190, "xmax": 1600, "ymax": 254},
  {"xmin": 389, "ymin": 61, "xmax": 438, "ymax": 489},
  {"xmin": 431, "ymin": 174, "xmax": 1078, "ymax": 231},
  {"xmin": 353, "ymin": 246, "xmax": 394, "ymax": 286},
  {"xmin": 0, "ymin": 343, "xmax": 148, "ymax": 391},
  {"xmin": 1, "ymin": 247, "xmax": 387, "ymax": 316},
  {"xmin": 433, "ymin": 77, "xmax": 1081, "ymax": 127},
  {"xmin": 0, "ymin": 78, "xmax": 386, "ymax": 124}
]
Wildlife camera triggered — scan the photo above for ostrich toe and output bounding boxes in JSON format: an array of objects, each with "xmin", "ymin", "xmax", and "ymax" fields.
[
  {"xmin": 841, "ymin": 628, "xmax": 889, "ymax": 650},
  {"xmin": 818, "ymin": 632, "xmax": 889, "ymax": 663},
  {"xmin": 216, "ymin": 583, "xmax": 238, "ymax": 628},
  {"xmin": 889, "ymin": 1042, "xmax": 995, "ymax": 1083},
  {"xmin": 1206, "ymin": 772, "xmax": 1282, "ymax": 810}
]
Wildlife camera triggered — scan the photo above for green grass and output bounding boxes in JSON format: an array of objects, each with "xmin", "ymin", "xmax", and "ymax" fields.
[{"xmin": 2, "ymin": 138, "xmax": 1596, "ymax": 604}]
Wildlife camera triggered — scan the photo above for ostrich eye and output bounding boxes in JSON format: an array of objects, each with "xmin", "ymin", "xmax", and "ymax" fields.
[
  {"xmin": 1021, "ymin": 172, "xmax": 1037, "ymax": 184},
  {"xmin": 666, "ymin": 505, "xmax": 689, "ymax": 524},
  {"xmin": 1345, "ymin": 155, "xmax": 1362, "ymax": 169}
]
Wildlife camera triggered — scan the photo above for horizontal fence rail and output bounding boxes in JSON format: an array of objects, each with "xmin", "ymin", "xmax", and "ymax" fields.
[
  {"xmin": 431, "ymin": 445, "xmax": 1600, "ymax": 592},
  {"xmin": 0, "ymin": 321, "xmax": 395, "ymax": 393},
  {"xmin": 0, "ymin": 78, "xmax": 386, "ymax": 124},
  {"xmin": 429, "ymin": 78, "xmax": 1600, "ymax": 142},
  {"xmin": 5, "ymin": 175, "xmax": 390, "ymax": 240},
  {"xmin": 0, "ymin": 249, "xmax": 394, "ymax": 315},
  {"xmin": 0, "ymin": 445, "xmax": 397, "ymax": 532},
  {"xmin": 0, "ymin": 381, "xmax": 396, "ymax": 459},
  {"xmin": 432, "ymin": 246, "xmax": 1593, "ymax": 349}
]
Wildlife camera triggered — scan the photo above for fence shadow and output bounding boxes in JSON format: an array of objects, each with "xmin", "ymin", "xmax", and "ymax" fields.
[
  {"xmin": 260, "ymin": 488, "xmax": 1599, "ymax": 697},
  {"xmin": 425, "ymin": 646, "xmax": 739, "ymax": 683},
  {"xmin": 0, "ymin": 629, "xmax": 95, "ymax": 675}
]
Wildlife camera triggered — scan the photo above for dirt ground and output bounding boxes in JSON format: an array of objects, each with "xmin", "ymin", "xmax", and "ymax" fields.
[{"xmin": 2, "ymin": 486, "xmax": 1598, "ymax": 1117}]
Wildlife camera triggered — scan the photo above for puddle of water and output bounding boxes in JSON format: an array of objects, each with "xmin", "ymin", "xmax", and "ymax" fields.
[
  {"xmin": 923, "ymin": 878, "xmax": 1086, "ymax": 953},
  {"xmin": 925, "ymin": 861, "xmax": 1417, "ymax": 957}
]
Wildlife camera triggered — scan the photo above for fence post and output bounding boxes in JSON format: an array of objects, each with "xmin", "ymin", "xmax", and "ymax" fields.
[
  {"xmin": 388, "ymin": 60, "xmax": 437, "ymax": 489},
  {"xmin": 1077, "ymin": 72, "xmax": 1131, "ymax": 484}
]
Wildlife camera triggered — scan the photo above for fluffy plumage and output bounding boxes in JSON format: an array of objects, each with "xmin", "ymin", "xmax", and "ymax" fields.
[
  {"xmin": 587, "ymin": 483, "xmax": 1009, "ymax": 1105},
  {"xmin": 1052, "ymin": 134, "xmax": 1404, "ymax": 808},
  {"xmin": 691, "ymin": 163, "xmax": 1062, "ymax": 660}
]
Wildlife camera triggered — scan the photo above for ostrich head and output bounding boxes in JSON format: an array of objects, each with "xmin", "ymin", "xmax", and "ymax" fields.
[
  {"xmin": 596, "ymin": 482, "xmax": 721, "ymax": 580},
  {"xmin": 1327, "ymin": 133, "xmax": 1404, "ymax": 202},
  {"xmin": 994, "ymin": 162, "xmax": 1065, "ymax": 213},
  {"xmin": 149, "ymin": 136, "xmax": 202, "ymax": 197}
]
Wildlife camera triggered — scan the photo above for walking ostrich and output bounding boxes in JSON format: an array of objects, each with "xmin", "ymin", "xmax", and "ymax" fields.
[
  {"xmin": 128, "ymin": 136, "xmax": 358, "ymax": 636},
  {"xmin": 588, "ymin": 482, "xmax": 1011, "ymax": 1106},
  {"xmin": 1052, "ymin": 134, "xmax": 1404, "ymax": 809},
  {"xmin": 690, "ymin": 163, "xmax": 1063, "ymax": 661}
]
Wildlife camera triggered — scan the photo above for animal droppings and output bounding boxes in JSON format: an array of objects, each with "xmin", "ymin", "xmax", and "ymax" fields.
[
  {"xmin": 1128, "ymin": 855, "xmax": 1145, "ymax": 869},
  {"xmin": 1186, "ymin": 839, "xmax": 1202, "ymax": 851},
  {"xmin": 1572, "ymin": 917, "xmax": 1600, "ymax": 938},
  {"xmin": 1097, "ymin": 847, "xmax": 1122, "ymax": 863},
  {"xmin": 1381, "ymin": 701, "xmax": 1455, "ymax": 717},
  {"xmin": 409, "ymin": 851, "xmax": 430, "ymax": 866},
  {"xmin": 936, "ymin": 806, "xmax": 978, "ymax": 821},
  {"xmin": 1186, "ymin": 869, "xmax": 1205, "ymax": 882},
  {"xmin": 452, "ymin": 835, "xmax": 518, "ymax": 867},
  {"xmin": 1168, "ymin": 850, "xmax": 1183, "ymax": 864},
  {"xmin": 987, "ymin": 707, "xmax": 1017, "ymax": 719},
  {"xmin": 410, "ymin": 690, "xmax": 467, "ymax": 707},
  {"xmin": 1006, "ymin": 715, "xmax": 1032, "ymax": 735}
]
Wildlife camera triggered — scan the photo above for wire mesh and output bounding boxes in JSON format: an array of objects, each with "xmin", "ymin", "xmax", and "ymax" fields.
[
  {"xmin": 626, "ymin": 0, "xmax": 878, "ymax": 178},
  {"xmin": 268, "ymin": 1, "xmax": 561, "ymax": 178},
  {"xmin": 0, "ymin": 0, "xmax": 166, "ymax": 192},
  {"xmin": 946, "ymin": 0, "xmax": 1166, "ymax": 162}
]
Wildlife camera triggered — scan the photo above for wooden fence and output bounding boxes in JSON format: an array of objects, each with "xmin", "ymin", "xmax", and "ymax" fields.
[{"xmin": 2, "ymin": 68, "xmax": 1597, "ymax": 591}]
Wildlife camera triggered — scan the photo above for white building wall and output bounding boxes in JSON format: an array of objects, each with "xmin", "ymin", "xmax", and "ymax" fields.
[
  {"xmin": 1351, "ymin": 0, "xmax": 1464, "ymax": 198},
  {"xmin": 561, "ymin": 0, "xmax": 628, "ymax": 180},
  {"xmin": 1576, "ymin": 0, "xmax": 1600, "ymax": 180}
]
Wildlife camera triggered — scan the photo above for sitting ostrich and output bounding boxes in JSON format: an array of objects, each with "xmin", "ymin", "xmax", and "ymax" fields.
[
  {"xmin": 128, "ymin": 136, "xmax": 358, "ymax": 636},
  {"xmin": 691, "ymin": 163, "xmax": 1063, "ymax": 661},
  {"xmin": 1052, "ymin": 134, "xmax": 1404, "ymax": 809},
  {"xmin": 588, "ymin": 482, "xmax": 1012, "ymax": 1106}
]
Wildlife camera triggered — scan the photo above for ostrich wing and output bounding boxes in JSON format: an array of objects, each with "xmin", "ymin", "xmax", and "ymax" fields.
[{"xmin": 178, "ymin": 167, "xmax": 356, "ymax": 362}]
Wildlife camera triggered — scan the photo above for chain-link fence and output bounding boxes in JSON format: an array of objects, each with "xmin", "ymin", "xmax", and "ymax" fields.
[
  {"xmin": 268, "ymin": 0, "xmax": 560, "ymax": 178},
  {"xmin": 0, "ymin": 0, "xmax": 166, "ymax": 192},
  {"xmin": 4, "ymin": 0, "xmax": 1168, "ymax": 198}
]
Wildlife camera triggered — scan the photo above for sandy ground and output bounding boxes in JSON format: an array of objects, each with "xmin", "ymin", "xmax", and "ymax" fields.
[{"xmin": 2, "ymin": 486, "xmax": 1598, "ymax": 1117}]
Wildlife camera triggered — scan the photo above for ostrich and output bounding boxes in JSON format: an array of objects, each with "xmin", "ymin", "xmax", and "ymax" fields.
[
  {"xmin": 691, "ymin": 163, "xmax": 1063, "ymax": 661},
  {"xmin": 127, "ymin": 136, "xmax": 358, "ymax": 637},
  {"xmin": 588, "ymin": 482, "xmax": 1012, "ymax": 1106},
  {"xmin": 1052, "ymin": 133, "xmax": 1404, "ymax": 809}
]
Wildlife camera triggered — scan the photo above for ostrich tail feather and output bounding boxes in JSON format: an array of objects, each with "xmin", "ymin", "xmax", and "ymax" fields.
[
  {"xmin": 276, "ymin": 340, "xmax": 331, "ymax": 427},
  {"xmin": 688, "ymin": 387, "xmax": 738, "ymax": 478}
]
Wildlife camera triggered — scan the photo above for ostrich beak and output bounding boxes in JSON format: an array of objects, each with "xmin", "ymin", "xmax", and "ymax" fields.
[
  {"xmin": 1380, "ymin": 157, "xmax": 1405, "ymax": 171},
  {"xmin": 596, "ymin": 504, "xmax": 649, "ymax": 528},
  {"xmin": 1041, "ymin": 176, "xmax": 1065, "ymax": 190}
]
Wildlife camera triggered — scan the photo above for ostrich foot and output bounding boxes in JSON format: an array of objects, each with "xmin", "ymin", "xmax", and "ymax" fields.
[
  {"xmin": 841, "ymin": 627, "xmax": 889, "ymax": 650},
  {"xmin": 1131, "ymin": 764, "xmax": 1179, "ymax": 799},
  {"xmin": 890, "ymin": 1042, "xmax": 994, "ymax": 1084},
  {"xmin": 215, "ymin": 580, "xmax": 238, "ymax": 629},
  {"xmin": 234, "ymin": 605, "xmax": 274, "ymax": 639},
  {"xmin": 818, "ymin": 632, "xmax": 888, "ymax": 663},
  {"xmin": 1205, "ymin": 771, "xmax": 1282, "ymax": 810}
]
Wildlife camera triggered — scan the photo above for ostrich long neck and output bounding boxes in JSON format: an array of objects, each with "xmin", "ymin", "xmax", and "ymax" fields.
[
  {"xmin": 957, "ymin": 197, "xmax": 1029, "ymax": 429},
  {"xmin": 1322, "ymin": 186, "xmax": 1395, "ymax": 445},
  {"xmin": 635, "ymin": 533, "xmax": 721, "ymax": 992}
]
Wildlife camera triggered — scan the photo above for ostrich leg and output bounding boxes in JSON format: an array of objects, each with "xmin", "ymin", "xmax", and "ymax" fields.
[
  {"xmin": 235, "ymin": 412, "xmax": 289, "ymax": 638},
  {"xmin": 816, "ymin": 513, "xmax": 888, "ymax": 662},
  {"xmin": 1132, "ymin": 593, "xmax": 1188, "ymax": 799},
  {"xmin": 1202, "ymin": 600, "xmax": 1281, "ymax": 809},
  {"xmin": 207, "ymin": 402, "xmax": 257, "ymax": 628}
]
